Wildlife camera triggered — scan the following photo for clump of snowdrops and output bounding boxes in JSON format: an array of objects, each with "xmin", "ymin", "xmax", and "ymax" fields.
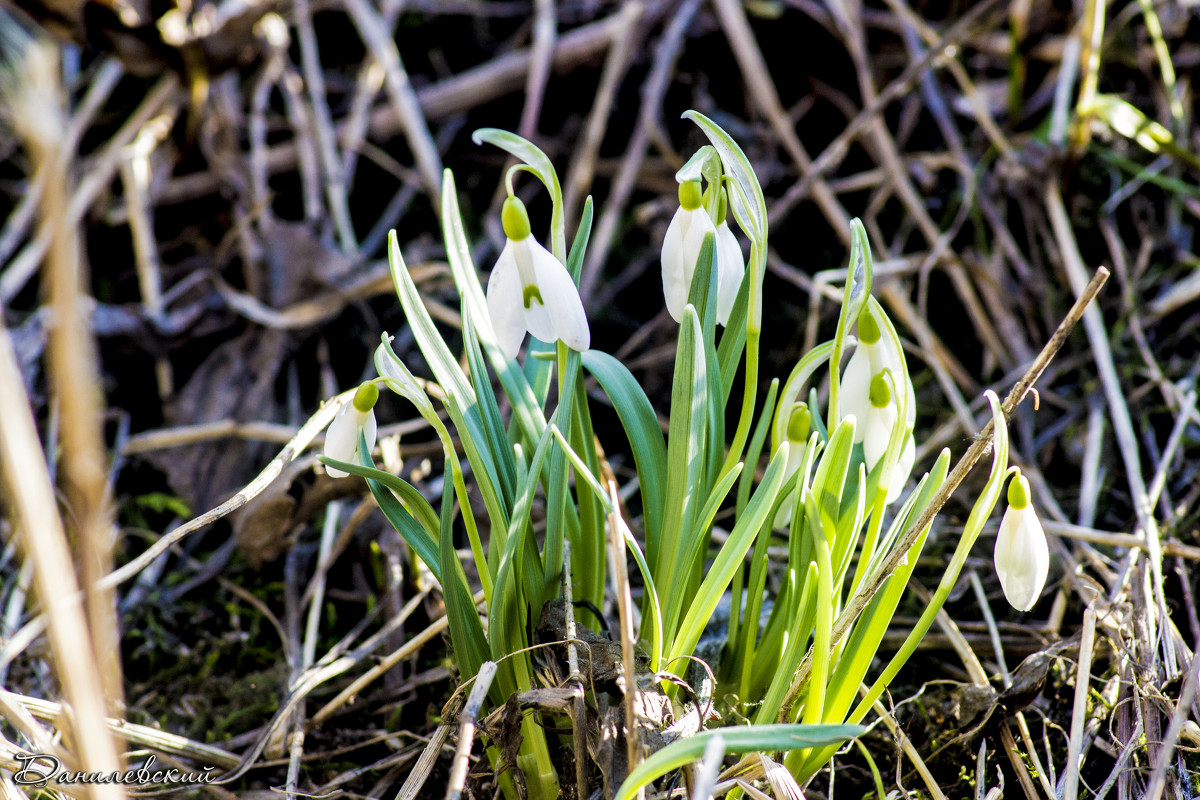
[{"xmin": 318, "ymin": 113, "xmax": 1050, "ymax": 798}]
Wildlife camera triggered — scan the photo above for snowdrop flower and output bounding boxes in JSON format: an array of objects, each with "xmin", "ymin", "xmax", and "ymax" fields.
[
  {"xmin": 838, "ymin": 309, "xmax": 916, "ymax": 503},
  {"xmin": 711, "ymin": 187, "xmax": 745, "ymax": 326},
  {"xmin": 486, "ymin": 195, "xmax": 590, "ymax": 360},
  {"xmin": 774, "ymin": 402, "xmax": 811, "ymax": 529},
  {"xmin": 324, "ymin": 382, "xmax": 379, "ymax": 478},
  {"xmin": 661, "ymin": 179, "xmax": 716, "ymax": 323},
  {"xmin": 994, "ymin": 473, "xmax": 1049, "ymax": 611}
]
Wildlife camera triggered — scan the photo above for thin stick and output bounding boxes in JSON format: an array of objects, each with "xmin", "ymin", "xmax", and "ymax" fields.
[
  {"xmin": 780, "ymin": 266, "xmax": 1110, "ymax": 720},
  {"xmin": 1, "ymin": 43, "xmax": 128, "ymax": 797},
  {"xmin": 395, "ymin": 724, "xmax": 453, "ymax": 800},
  {"xmin": 119, "ymin": 113, "xmax": 177, "ymax": 398},
  {"xmin": 446, "ymin": 661, "xmax": 497, "ymax": 800},
  {"xmin": 98, "ymin": 391, "xmax": 351, "ymax": 591},
  {"xmin": 0, "ymin": 275, "xmax": 126, "ymax": 800},
  {"xmin": 560, "ymin": 542, "xmax": 589, "ymax": 796},
  {"xmin": 518, "ymin": 0, "xmax": 556, "ymax": 140},
  {"xmin": 342, "ymin": 0, "xmax": 443, "ymax": 202},
  {"xmin": 293, "ymin": 0, "xmax": 357, "ymax": 250},
  {"xmin": 607, "ymin": 480, "xmax": 642, "ymax": 777},
  {"xmin": 1064, "ymin": 604, "xmax": 1097, "ymax": 800},
  {"xmin": 0, "ymin": 74, "xmax": 178, "ymax": 305},
  {"xmin": 691, "ymin": 733, "xmax": 725, "ymax": 800},
  {"xmin": 561, "ymin": 1, "xmax": 643, "ymax": 226},
  {"xmin": 1045, "ymin": 179, "xmax": 1176, "ymax": 677}
]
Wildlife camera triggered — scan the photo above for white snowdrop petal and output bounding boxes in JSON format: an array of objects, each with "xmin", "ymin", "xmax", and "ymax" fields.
[
  {"xmin": 681, "ymin": 208, "xmax": 717, "ymax": 301},
  {"xmin": 530, "ymin": 241, "xmax": 590, "ymax": 352},
  {"xmin": 359, "ymin": 408, "xmax": 378, "ymax": 455},
  {"xmin": 510, "ymin": 238, "xmax": 556, "ymax": 345},
  {"xmin": 661, "ymin": 209, "xmax": 690, "ymax": 322},
  {"xmin": 324, "ymin": 404, "xmax": 358, "ymax": 478},
  {"xmin": 715, "ymin": 221, "xmax": 745, "ymax": 326},
  {"xmin": 486, "ymin": 243, "xmax": 527, "ymax": 360},
  {"xmin": 838, "ymin": 346, "xmax": 873, "ymax": 444},
  {"xmin": 885, "ymin": 435, "xmax": 915, "ymax": 505},
  {"xmin": 862, "ymin": 401, "xmax": 897, "ymax": 472}
]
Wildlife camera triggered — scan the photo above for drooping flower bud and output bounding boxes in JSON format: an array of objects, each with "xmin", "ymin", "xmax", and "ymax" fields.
[
  {"xmin": 324, "ymin": 382, "xmax": 380, "ymax": 478},
  {"xmin": 774, "ymin": 402, "xmax": 811, "ymax": 529},
  {"xmin": 994, "ymin": 473, "xmax": 1049, "ymax": 611}
]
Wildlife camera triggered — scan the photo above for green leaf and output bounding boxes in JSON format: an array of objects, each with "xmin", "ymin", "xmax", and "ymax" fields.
[
  {"xmin": 614, "ymin": 724, "xmax": 863, "ymax": 800},
  {"xmin": 581, "ymin": 351, "xmax": 668, "ymax": 554},
  {"xmin": 669, "ymin": 439, "xmax": 790, "ymax": 666},
  {"xmin": 358, "ymin": 473, "xmax": 442, "ymax": 587},
  {"xmin": 674, "ymin": 145, "xmax": 719, "ymax": 185},
  {"xmin": 488, "ymin": 417, "xmax": 556, "ymax": 691},
  {"xmin": 436, "ymin": 472, "xmax": 492, "ymax": 693},
  {"xmin": 813, "ymin": 417, "xmax": 856, "ymax": 536},
  {"xmin": 463, "ymin": 309, "xmax": 517, "ymax": 512},
  {"xmin": 824, "ymin": 451, "xmax": 950, "ymax": 725},
  {"xmin": 543, "ymin": 349, "xmax": 582, "ymax": 605},
  {"xmin": 772, "ymin": 342, "xmax": 834, "ymax": 452},
  {"xmin": 737, "ymin": 378, "xmax": 779, "ymax": 513},
  {"xmin": 658, "ymin": 308, "xmax": 709, "ymax": 640},
  {"xmin": 566, "ymin": 196, "xmax": 593, "ymax": 283},
  {"xmin": 319, "ymin": 457, "xmax": 440, "ymax": 542},
  {"xmin": 549, "ymin": 425, "xmax": 613, "ymax": 516}
]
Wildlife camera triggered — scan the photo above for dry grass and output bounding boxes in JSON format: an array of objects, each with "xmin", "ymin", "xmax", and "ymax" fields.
[{"xmin": 1, "ymin": 1, "xmax": 1199, "ymax": 798}]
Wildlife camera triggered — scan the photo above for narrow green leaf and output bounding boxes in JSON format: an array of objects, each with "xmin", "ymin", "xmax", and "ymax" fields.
[
  {"xmin": 319, "ymin": 456, "xmax": 439, "ymax": 541},
  {"xmin": 669, "ymin": 440, "xmax": 790, "ymax": 666},
  {"xmin": 614, "ymin": 724, "xmax": 862, "ymax": 800},
  {"xmin": 659, "ymin": 308, "xmax": 708, "ymax": 640},
  {"xmin": 581, "ymin": 351, "xmax": 668, "ymax": 553},
  {"xmin": 463, "ymin": 308, "xmax": 517, "ymax": 512},
  {"xmin": 566, "ymin": 196, "xmax": 593, "ymax": 283},
  {"xmin": 437, "ymin": 472, "xmax": 492, "ymax": 693}
]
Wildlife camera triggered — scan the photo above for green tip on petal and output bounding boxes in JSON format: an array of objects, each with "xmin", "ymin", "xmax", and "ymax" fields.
[
  {"xmin": 353, "ymin": 381, "xmax": 379, "ymax": 413},
  {"xmin": 1007, "ymin": 473, "xmax": 1031, "ymax": 509},
  {"xmin": 522, "ymin": 283, "xmax": 544, "ymax": 309},
  {"xmin": 787, "ymin": 402, "xmax": 811, "ymax": 443},
  {"xmin": 679, "ymin": 180, "xmax": 702, "ymax": 210},
  {"xmin": 857, "ymin": 309, "xmax": 881, "ymax": 344},
  {"xmin": 502, "ymin": 196, "xmax": 532, "ymax": 241},
  {"xmin": 868, "ymin": 372, "xmax": 891, "ymax": 408}
]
